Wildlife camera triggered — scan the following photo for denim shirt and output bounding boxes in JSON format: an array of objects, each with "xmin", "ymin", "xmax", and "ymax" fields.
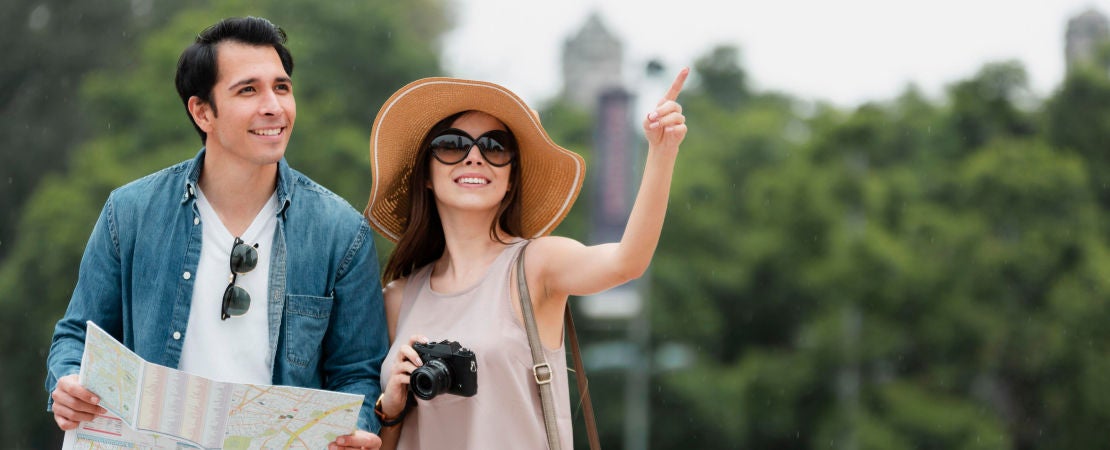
[{"xmin": 45, "ymin": 149, "xmax": 387, "ymax": 432}]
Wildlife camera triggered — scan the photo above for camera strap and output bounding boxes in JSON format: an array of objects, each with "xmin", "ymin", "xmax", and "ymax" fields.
[{"xmin": 516, "ymin": 241, "xmax": 601, "ymax": 450}]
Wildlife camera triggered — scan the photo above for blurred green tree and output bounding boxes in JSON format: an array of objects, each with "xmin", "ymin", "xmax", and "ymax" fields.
[
  {"xmin": 1044, "ymin": 62, "xmax": 1110, "ymax": 219},
  {"xmin": 0, "ymin": 0, "xmax": 202, "ymax": 261},
  {"xmin": 642, "ymin": 50, "xmax": 1107, "ymax": 449},
  {"xmin": 946, "ymin": 61, "xmax": 1037, "ymax": 154}
]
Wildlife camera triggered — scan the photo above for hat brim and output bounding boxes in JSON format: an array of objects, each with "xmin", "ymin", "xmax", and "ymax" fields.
[{"xmin": 366, "ymin": 78, "xmax": 585, "ymax": 243}]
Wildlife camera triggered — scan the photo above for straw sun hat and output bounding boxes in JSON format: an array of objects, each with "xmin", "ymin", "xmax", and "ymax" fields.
[{"xmin": 365, "ymin": 77, "xmax": 586, "ymax": 243}]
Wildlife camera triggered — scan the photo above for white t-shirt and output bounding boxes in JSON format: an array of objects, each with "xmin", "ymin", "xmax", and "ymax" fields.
[{"xmin": 178, "ymin": 187, "xmax": 278, "ymax": 384}]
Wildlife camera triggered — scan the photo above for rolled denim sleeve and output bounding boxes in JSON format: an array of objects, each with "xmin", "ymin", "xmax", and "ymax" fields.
[
  {"xmin": 323, "ymin": 218, "xmax": 388, "ymax": 432},
  {"xmin": 45, "ymin": 196, "xmax": 125, "ymax": 409}
]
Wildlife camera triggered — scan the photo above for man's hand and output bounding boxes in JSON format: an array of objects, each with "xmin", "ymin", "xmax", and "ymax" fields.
[
  {"xmin": 50, "ymin": 374, "xmax": 106, "ymax": 430},
  {"xmin": 330, "ymin": 430, "xmax": 383, "ymax": 450}
]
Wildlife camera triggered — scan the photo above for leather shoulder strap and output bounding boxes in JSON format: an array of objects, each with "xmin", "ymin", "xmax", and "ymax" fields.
[
  {"xmin": 515, "ymin": 242, "xmax": 562, "ymax": 450},
  {"xmin": 566, "ymin": 304, "xmax": 601, "ymax": 449},
  {"xmin": 515, "ymin": 241, "xmax": 601, "ymax": 450}
]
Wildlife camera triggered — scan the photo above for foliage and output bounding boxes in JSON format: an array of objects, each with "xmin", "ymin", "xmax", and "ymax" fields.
[
  {"xmin": 636, "ymin": 47, "xmax": 1110, "ymax": 449},
  {"xmin": 0, "ymin": 0, "xmax": 202, "ymax": 261}
]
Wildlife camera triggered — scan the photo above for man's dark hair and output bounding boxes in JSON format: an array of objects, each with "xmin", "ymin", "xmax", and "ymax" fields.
[{"xmin": 174, "ymin": 16, "xmax": 294, "ymax": 143}]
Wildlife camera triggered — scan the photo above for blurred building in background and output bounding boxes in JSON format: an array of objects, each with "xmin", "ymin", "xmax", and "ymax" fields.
[
  {"xmin": 561, "ymin": 12, "xmax": 655, "ymax": 450},
  {"xmin": 1065, "ymin": 7, "xmax": 1109, "ymax": 72},
  {"xmin": 561, "ymin": 12, "xmax": 624, "ymax": 109}
]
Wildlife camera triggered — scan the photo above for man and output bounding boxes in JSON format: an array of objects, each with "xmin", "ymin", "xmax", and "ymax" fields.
[{"xmin": 44, "ymin": 16, "xmax": 385, "ymax": 448}]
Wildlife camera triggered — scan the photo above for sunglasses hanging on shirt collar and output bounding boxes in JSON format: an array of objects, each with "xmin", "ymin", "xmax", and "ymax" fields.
[{"xmin": 221, "ymin": 236, "xmax": 258, "ymax": 320}]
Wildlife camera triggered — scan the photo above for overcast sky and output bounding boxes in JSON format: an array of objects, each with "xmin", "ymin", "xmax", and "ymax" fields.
[{"xmin": 441, "ymin": 0, "xmax": 1110, "ymax": 108}]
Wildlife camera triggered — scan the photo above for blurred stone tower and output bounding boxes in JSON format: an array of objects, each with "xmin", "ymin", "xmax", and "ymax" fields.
[
  {"xmin": 1065, "ymin": 8, "xmax": 1110, "ymax": 71},
  {"xmin": 561, "ymin": 12, "xmax": 624, "ymax": 109}
]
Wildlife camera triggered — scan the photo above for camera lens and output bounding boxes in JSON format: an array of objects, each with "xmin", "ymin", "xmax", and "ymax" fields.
[{"xmin": 411, "ymin": 359, "xmax": 452, "ymax": 400}]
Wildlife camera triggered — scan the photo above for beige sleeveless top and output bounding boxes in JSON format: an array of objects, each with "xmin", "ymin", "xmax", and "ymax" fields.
[{"xmin": 381, "ymin": 240, "xmax": 573, "ymax": 449}]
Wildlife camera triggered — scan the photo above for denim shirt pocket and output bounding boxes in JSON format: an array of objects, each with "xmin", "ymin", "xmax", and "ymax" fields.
[{"xmin": 284, "ymin": 294, "xmax": 334, "ymax": 367}]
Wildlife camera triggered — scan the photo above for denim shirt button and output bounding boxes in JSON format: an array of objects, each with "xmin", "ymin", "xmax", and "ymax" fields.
[
  {"xmin": 193, "ymin": 217, "xmax": 200, "ymax": 225},
  {"xmin": 183, "ymin": 271, "xmax": 191, "ymax": 280},
  {"xmin": 173, "ymin": 331, "xmax": 182, "ymax": 340}
]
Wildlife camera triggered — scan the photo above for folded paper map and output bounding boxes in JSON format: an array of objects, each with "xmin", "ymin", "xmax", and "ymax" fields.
[{"xmin": 63, "ymin": 321, "xmax": 363, "ymax": 449}]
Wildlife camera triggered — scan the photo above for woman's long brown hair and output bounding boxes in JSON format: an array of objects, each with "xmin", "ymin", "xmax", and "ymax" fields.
[{"xmin": 382, "ymin": 111, "xmax": 524, "ymax": 283}]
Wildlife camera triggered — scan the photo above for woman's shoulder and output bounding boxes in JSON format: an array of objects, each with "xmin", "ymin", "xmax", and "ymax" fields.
[
  {"xmin": 383, "ymin": 277, "xmax": 409, "ymax": 306},
  {"xmin": 522, "ymin": 235, "xmax": 585, "ymax": 257},
  {"xmin": 383, "ymin": 276, "xmax": 410, "ymax": 338},
  {"xmin": 518, "ymin": 236, "xmax": 587, "ymax": 283}
]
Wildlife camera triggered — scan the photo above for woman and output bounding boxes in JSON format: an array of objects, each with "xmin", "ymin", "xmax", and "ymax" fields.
[{"xmin": 360, "ymin": 70, "xmax": 687, "ymax": 449}]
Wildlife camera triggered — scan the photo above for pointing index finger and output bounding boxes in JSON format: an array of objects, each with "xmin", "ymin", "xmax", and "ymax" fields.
[{"xmin": 661, "ymin": 67, "xmax": 690, "ymax": 103}]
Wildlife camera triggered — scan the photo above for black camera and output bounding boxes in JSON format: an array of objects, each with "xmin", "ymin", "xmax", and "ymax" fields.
[{"xmin": 410, "ymin": 340, "xmax": 478, "ymax": 400}]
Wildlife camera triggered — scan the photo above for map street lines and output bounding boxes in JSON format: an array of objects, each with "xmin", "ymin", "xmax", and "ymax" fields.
[{"xmin": 65, "ymin": 321, "xmax": 363, "ymax": 449}]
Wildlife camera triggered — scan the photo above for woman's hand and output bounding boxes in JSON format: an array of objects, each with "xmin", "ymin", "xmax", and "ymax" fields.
[
  {"xmin": 643, "ymin": 67, "xmax": 689, "ymax": 156},
  {"xmin": 381, "ymin": 335, "xmax": 429, "ymax": 418}
]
